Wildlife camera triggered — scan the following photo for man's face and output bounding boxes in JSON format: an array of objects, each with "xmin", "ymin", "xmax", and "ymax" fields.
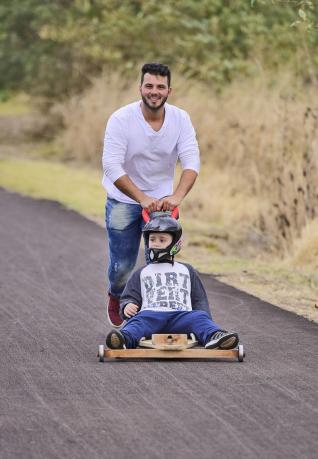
[
  {"xmin": 148, "ymin": 232, "xmax": 173, "ymax": 249},
  {"xmin": 140, "ymin": 73, "xmax": 171, "ymax": 111}
]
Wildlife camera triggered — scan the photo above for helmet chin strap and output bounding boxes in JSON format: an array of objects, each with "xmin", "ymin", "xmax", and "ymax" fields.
[{"xmin": 148, "ymin": 248, "xmax": 174, "ymax": 264}]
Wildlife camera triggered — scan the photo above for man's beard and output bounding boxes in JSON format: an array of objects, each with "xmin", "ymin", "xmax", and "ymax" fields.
[{"xmin": 141, "ymin": 94, "xmax": 168, "ymax": 111}]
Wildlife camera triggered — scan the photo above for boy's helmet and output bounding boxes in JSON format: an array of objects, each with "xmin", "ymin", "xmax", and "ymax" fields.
[{"xmin": 143, "ymin": 214, "xmax": 182, "ymax": 263}]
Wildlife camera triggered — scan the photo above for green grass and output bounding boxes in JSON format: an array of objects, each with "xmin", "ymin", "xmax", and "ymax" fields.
[
  {"xmin": 0, "ymin": 157, "xmax": 105, "ymax": 220},
  {"xmin": 0, "ymin": 93, "xmax": 32, "ymax": 116}
]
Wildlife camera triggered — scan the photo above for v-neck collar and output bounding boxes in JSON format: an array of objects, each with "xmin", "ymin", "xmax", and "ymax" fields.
[{"xmin": 138, "ymin": 101, "xmax": 168, "ymax": 135}]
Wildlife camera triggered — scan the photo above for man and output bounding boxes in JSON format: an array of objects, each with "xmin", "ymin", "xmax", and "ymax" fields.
[{"xmin": 102, "ymin": 62, "xmax": 200, "ymax": 327}]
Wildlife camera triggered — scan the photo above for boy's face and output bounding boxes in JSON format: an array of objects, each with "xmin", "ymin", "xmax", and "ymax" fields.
[{"xmin": 148, "ymin": 232, "xmax": 173, "ymax": 249}]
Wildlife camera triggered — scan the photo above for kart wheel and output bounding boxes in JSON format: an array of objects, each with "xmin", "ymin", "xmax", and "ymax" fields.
[
  {"xmin": 238, "ymin": 344, "xmax": 245, "ymax": 362},
  {"xmin": 98, "ymin": 345, "xmax": 105, "ymax": 362}
]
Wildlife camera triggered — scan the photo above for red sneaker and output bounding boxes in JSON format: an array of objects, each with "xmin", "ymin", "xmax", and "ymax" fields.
[{"xmin": 107, "ymin": 293, "xmax": 123, "ymax": 328}]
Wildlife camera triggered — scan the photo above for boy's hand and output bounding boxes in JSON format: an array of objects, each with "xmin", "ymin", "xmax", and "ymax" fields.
[{"xmin": 124, "ymin": 303, "xmax": 139, "ymax": 318}]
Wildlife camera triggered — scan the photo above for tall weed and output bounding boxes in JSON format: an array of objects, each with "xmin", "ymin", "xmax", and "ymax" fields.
[{"xmin": 55, "ymin": 74, "xmax": 318, "ymax": 261}]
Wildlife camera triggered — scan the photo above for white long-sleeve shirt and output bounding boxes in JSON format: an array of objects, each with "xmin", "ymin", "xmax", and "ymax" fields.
[{"xmin": 102, "ymin": 101, "xmax": 200, "ymax": 204}]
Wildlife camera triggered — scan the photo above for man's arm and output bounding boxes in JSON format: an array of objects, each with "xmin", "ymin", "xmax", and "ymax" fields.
[
  {"xmin": 160, "ymin": 111, "xmax": 200, "ymax": 211},
  {"xmin": 160, "ymin": 169, "xmax": 198, "ymax": 211},
  {"xmin": 115, "ymin": 169, "xmax": 197, "ymax": 213},
  {"xmin": 114, "ymin": 175, "xmax": 160, "ymax": 212},
  {"xmin": 103, "ymin": 115, "xmax": 161, "ymax": 211}
]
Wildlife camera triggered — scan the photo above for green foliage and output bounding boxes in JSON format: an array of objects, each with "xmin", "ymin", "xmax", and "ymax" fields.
[
  {"xmin": 0, "ymin": 0, "xmax": 96, "ymax": 97},
  {"xmin": 1, "ymin": 0, "xmax": 317, "ymax": 99}
]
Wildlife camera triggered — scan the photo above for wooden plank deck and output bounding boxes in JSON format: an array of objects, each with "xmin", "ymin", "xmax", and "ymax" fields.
[{"xmin": 103, "ymin": 348, "xmax": 241, "ymax": 360}]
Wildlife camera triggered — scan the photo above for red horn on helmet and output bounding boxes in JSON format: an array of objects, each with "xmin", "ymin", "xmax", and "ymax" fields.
[
  {"xmin": 142, "ymin": 207, "xmax": 179, "ymax": 222},
  {"xmin": 142, "ymin": 209, "xmax": 150, "ymax": 222}
]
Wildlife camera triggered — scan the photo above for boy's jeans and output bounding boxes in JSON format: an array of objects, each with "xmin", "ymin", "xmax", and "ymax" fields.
[
  {"xmin": 105, "ymin": 198, "xmax": 145, "ymax": 298},
  {"xmin": 121, "ymin": 310, "xmax": 221, "ymax": 348}
]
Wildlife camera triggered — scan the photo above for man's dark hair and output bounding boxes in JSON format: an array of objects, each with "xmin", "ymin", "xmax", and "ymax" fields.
[{"xmin": 141, "ymin": 63, "xmax": 171, "ymax": 87}]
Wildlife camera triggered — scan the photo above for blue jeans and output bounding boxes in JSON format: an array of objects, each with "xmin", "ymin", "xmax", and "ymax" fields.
[
  {"xmin": 105, "ymin": 198, "xmax": 145, "ymax": 297},
  {"xmin": 121, "ymin": 310, "xmax": 221, "ymax": 348}
]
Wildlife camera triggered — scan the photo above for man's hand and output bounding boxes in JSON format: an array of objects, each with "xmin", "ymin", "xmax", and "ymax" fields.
[
  {"xmin": 124, "ymin": 303, "xmax": 139, "ymax": 318},
  {"xmin": 159, "ymin": 195, "xmax": 182, "ymax": 212},
  {"xmin": 140, "ymin": 196, "xmax": 161, "ymax": 213}
]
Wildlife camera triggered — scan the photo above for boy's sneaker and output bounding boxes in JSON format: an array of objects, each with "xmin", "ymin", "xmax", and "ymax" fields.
[
  {"xmin": 106, "ymin": 330, "xmax": 126, "ymax": 349},
  {"xmin": 205, "ymin": 330, "xmax": 239, "ymax": 350},
  {"xmin": 107, "ymin": 293, "xmax": 123, "ymax": 328}
]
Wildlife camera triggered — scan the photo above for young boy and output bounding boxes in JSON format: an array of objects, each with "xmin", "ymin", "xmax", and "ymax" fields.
[{"xmin": 106, "ymin": 214, "xmax": 239, "ymax": 350}]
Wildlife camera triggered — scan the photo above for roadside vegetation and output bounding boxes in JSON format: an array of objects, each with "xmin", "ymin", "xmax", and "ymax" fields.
[
  {"xmin": 0, "ymin": 0, "xmax": 317, "ymax": 320},
  {"xmin": 1, "ymin": 1, "xmax": 318, "ymax": 98}
]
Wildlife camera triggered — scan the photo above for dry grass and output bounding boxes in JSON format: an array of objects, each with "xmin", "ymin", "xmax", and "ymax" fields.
[
  {"xmin": 286, "ymin": 219, "xmax": 318, "ymax": 271},
  {"xmin": 54, "ymin": 75, "xmax": 137, "ymax": 164},
  {"xmin": 172, "ymin": 75, "xmax": 318, "ymax": 256},
  {"xmin": 55, "ymin": 73, "xmax": 318, "ymax": 265}
]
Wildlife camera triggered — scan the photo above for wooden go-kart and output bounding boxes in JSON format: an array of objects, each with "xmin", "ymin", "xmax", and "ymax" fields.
[
  {"xmin": 99, "ymin": 207, "xmax": 245, "ymax": 363},
  {"xmin": 98, "ymin": 333, "xmax": 245, "ymax": 362}
]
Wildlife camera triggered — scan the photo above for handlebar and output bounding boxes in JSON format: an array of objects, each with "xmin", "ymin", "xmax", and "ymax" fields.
[{"xmin": 142, "ymin": 207, "xmax": 179, "ymax": 222}]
